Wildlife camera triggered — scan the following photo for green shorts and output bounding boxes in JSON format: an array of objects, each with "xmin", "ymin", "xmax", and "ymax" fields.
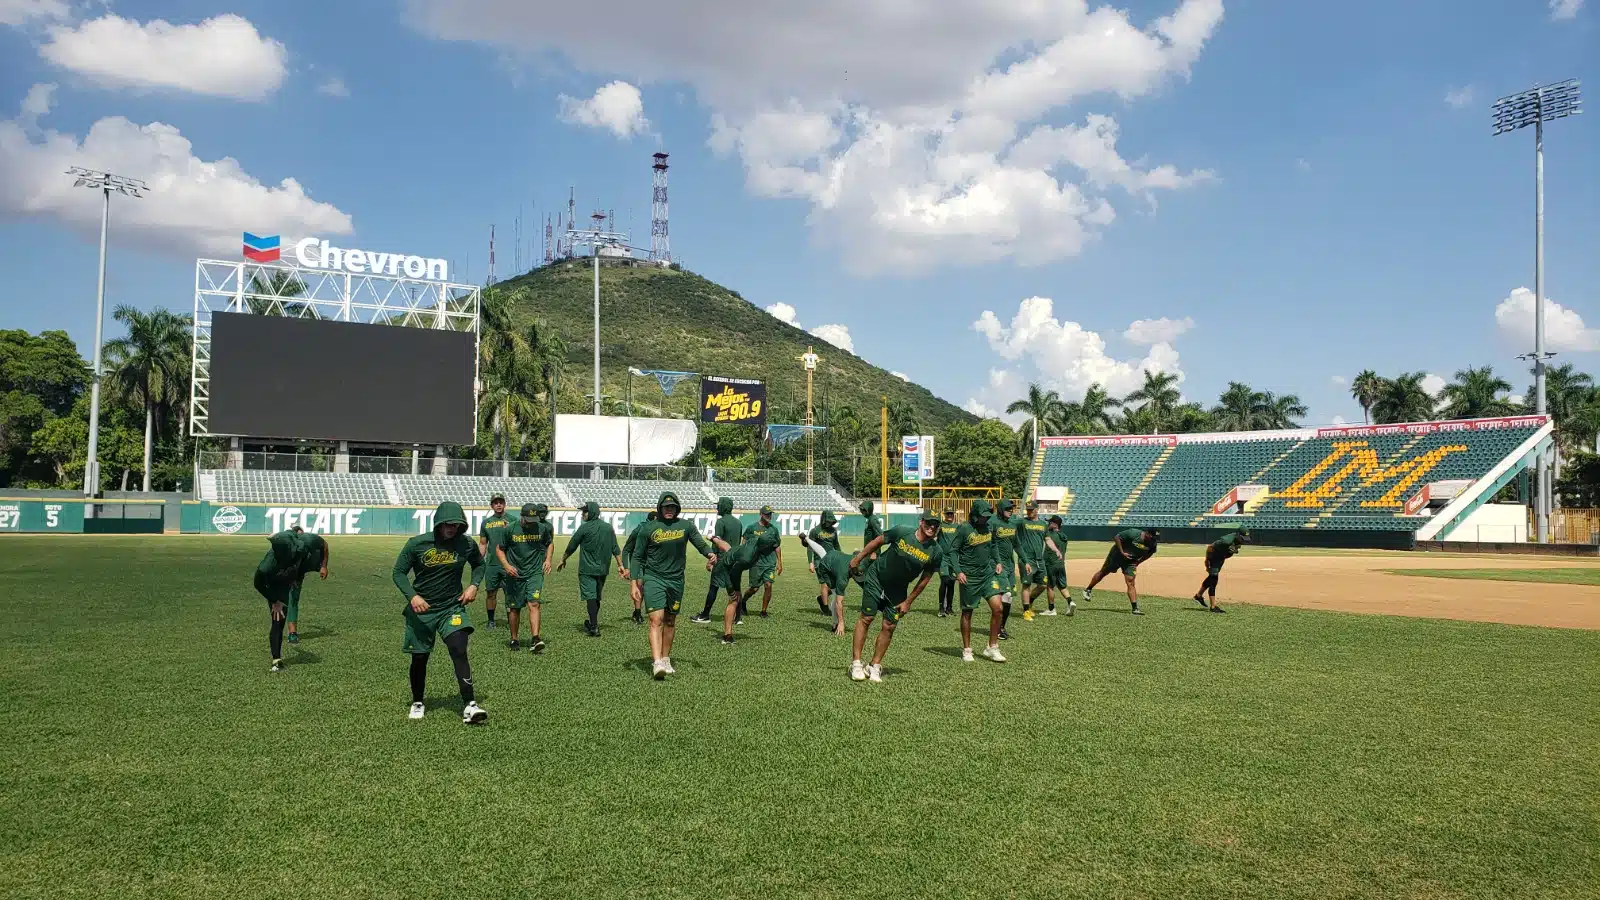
[
  {"xmin": 960, "ymin": 574, "xmax": 1006, "ymax": 611},
  {"xmin": 710, "ymin": 563, "xmax": 743, "ymax": 593},
  {"xmin": 859, "ymin": 572, "xmax": 908, "ymax": 624},
  {"xmin": 254, "ymin": 571, "xmax": 303, "ymax": 622},
  {"xmin": 642, "ymin": 579, "xmax": 683, "ymax": 615},
  {"xmin": 484, "ymin": 567, "xmax": 506, "ymax": 592},
  {"xmin": 1101, "ymin": 548, "xmax": 1138, "ymax": 577},
  {"xmin": 1021, "ymin": 561, "xmax": 1046, "ymax": 587},
  {"xmin": 402, "ymin": 602, "xmax": 471, "ymax": 654},
  {"xmin": 504, "ymin": 573, "xmax": 546, "ymax": 610},
  {"xmin": 749, "ymin": 564, "xmax": 777, "ymax": 588},
  {"xmin": 579, "ymin": 573, "xmax": 606, "ymax": 602},
  {"xmin": 1046, "ymin": 565, "xmax": 1069, "ymax": 589}
]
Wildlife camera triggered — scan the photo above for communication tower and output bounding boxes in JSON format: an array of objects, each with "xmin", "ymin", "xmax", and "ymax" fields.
[{"xmin": 651, "ymin": 152, "xmax": 671, "ymax": 264}]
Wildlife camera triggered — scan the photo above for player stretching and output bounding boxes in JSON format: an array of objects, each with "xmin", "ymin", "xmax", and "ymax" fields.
[
  {"xmin": 495, "ymin": 502, "xmax": 554, "ymax": 653},
  {"xmin": 1082, "ymin": 527, "xmax": 1159, "ymax": 615},
  {"xmin": 394, "ymin": 501, "xmax": 487, "ymax": 723},
  {"xmin": 949, "ymin": 500, "xmax": 1007, "ymax": 663},
  {"xmin": 717, "ymin": 526, "xmax": 783, "ymax": 644},
  {"xmin": 559, "ymin": 501, "xmax": 623, "ymax": 636},
  {"xmin": 744, "ymin": 505, "xmax": 783, "ymax": 618},
  {"xmin": 253, "ymin": 525, "xmax": 328, "ymax": 671},
  {"xmin": 847, "ymin": 511, "xmax": 944, "ymax": 683},
  {"xmin": 1018, "ymin": 500, "xmax": 1048, "ymax": 621},
  {"xmin": 691, "ymin": 497, "xmax": 744, "ymax": 624},
  {"xmin": 1040, "ymin": 516, "xmax": 1072, "ymax": 616},
  {"xmin": 806, "ymin": 510, "xmax": 843, "ymax": 617},
  {"xmin": 936, "ymin": 508, "xmax": 958, "ymax": 617},
  {"xmin": 990, "ymin": 499, "xmax": 1021, "ymax": 639},
  {"xmin": 628, "ymin": 492, "xmax": 728, "ymax": 679},
  {"xmin": 478, "ymin": 494, "xmax": 510, "ymax": 628},
  {"xmin": 1195, "ymin": 528, "xmax": 1249, "ymax": 613},
  {"xmin": 800, "ymin": 528, "xmax": 852, "ymax": 636},
  {"xmin": 620, "ymin": 511, "xmax": 657, "ymax": 625}
]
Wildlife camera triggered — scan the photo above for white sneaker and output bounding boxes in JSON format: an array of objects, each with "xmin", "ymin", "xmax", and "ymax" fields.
[
  {"xmin": 1081, "ymin": 589, "xmax": 1092, "ymax": 603},
  {"xmin": 462, "ymin": 701, "xmax": 487, "ymax": 725},
  {"xmin": 269, "ymin": 659, "xmax": 284, "ymax": 673},
  {"xmin": 982, "ymin": 645, "xmax": 1007, "ymax": 663},
  {"xmin": 849, "ymin": 660, "xmax": 866, "ymax": 682},
  {"xmin": 652, "ymin": 659, "xmax": 669, "ymax": 680},
  {"xmin": 1067, "ymin": 600, "xmax": 1076, "ymax": 616},
  {"xmin": 408, "ymin": 702, "xmax": 425, "ymax": 720},
  {"xmin": 662, "ymin": 658, "xmax": 676, "ymax": 675},
  {"xmin": 1040, "ymin": 607, "xmax": 1058, "ymax": 617},
  {"xmin": 866, "ymin": 664, "xmax": 883, "ymax": 683},
  {"xmin": 961, "ymin": 648, "xmax": 975, "ymax": 662}
]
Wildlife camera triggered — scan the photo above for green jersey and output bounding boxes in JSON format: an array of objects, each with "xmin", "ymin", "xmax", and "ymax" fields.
[
  {"xmin": 393, "ymin": 531, "xmax": 485, "ymax": 603},
  {"xmin": 1016, "ymin": 516, "xmax": 1048, "ymax": 563},
  {"xmin": 743, "ymin": 521, "xmax": 781, "ymax": 568},
  {"xmin": 258, "ymin": 530, "xmax": 325, "ymax": 579},
  {"xmin": 496, "ymin": 518, "xmax": 554, "ymax": 572},
  {"xmin": 565, "ymin": 517, "xmax": 620, "ymax": 577},
  {"xmin": 479, "ymin": 513, "xmax": 511, "ymax": 569},
  {"xmin": 862, "ymin": 516, "xmax": 882, "ymax": 549},
  {"xmin": 728, "ymin": 526, "xmax": 782, "ymax": 574},
  {"xmin": 1116, "ymin": 528, "xmax": 1157, "ymax": 561},
  {"xmin": 713, "ymin": 513, "xmax": 743, "ymax": 568},
  {"xmin": 1208, "ymin": 533, "xmax": 1245, "ymax": 557},
  {"xmin": 990, "ymin": 515, "xmax": 1021, "ymax": 567},
  {"xmin": 866, "ymin": 525, "xmax": 943, "ymax": 591},
  {"xmin": 936, "ymin": 521, "xmax": 959, "ymax": 575},
  {"xmin": 949, "ymin": 521, "xmax": 1002, "ymax": 580},
  {"xmin": 628, "ymin": 517, "xmax": 714, "ymax": 584},
  {"xmin": 806, "ymin": 523, "xmax": 841, "ymax": 565}
]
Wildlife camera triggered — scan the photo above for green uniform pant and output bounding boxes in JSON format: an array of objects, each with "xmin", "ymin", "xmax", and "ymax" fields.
[
  {"xmin": 483, "ymin": 567, "xmax": 505, "ymax": 592},
  {"xmin": 960, "ymin": 574, "xmax": 1005, "ymax": 611},
  {"xmin": 859, "ymin": 571, "xmax": 908, "ymax": 624},
  {"xmin": 1046, "ymin": 563, "xmax": 1069, "ymax": 590},
  {"xmin": 749, "ymin": 563, "xmax": 777, "ymax": 589},
  {"xmin": 1101, "ymin": 547, "xmax": 1138, "ymax": 576},
  {"xmin": 710, "ymin": 563, "xmax": 743, "ymax": 593},
  {"xmin": 403, "ymin": 601, "xmax": 471, "ymax": 654},
  {"xmin": 504, "ymin": 573, "xmax": 546, "ymax": 610},
  {"xmin": 579, "ymin": 573, "xmax": 606, "ymax": 602},
  {"xmin": 1020, "ymin": 559, "xmax": 1046, "ymax": 587}
]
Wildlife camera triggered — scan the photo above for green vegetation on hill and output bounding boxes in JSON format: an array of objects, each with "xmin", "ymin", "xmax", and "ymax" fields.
[{"xmin": 486, "ymin": 261, "xmax": 973, "ymax": 431}]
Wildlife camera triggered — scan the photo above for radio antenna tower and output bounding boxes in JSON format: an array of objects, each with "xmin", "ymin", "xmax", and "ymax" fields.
[
  {"xmin": 651, "ymin": 152, "xmax": 671, "ymax": 264},
  {"xmin": 487, "ymin": 224, "xmax": 497, "ymax": 285},
  {"xmin": 544, "ymin": 214, "xmax": 553, "ymax": 264}
]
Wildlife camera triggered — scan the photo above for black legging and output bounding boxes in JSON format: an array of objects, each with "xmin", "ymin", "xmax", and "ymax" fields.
[
  {"xmin": 1201, "ymin": 574, "xmax": 1219, "ymax": 597},
  {"xmin": 699, "ymin": 581, "xmax": 719, "ymax": 618},
  {"xmin": 939, "ymin": 576, "xmax": 955, "ymax": 609},
  {"xmin": 269, "ymin": 615, "xmax": 285, "ymax": 659},
  {"xmin": 409, "ymin": 630, "xmax": 475, "ymax": 704}
]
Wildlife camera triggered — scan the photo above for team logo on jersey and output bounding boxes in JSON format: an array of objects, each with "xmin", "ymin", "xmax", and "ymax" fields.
[
  {"xmin": 651, "ymin": 528, "xmax": 687, "ymax": 544},
  {"xmin": 421, "ymin": 548, "xmax": 459, "ymax": 567}
]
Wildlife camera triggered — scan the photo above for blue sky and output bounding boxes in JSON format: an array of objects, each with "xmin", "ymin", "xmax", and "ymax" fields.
[{"xmin": 1, "ymin": 0, "xmax": 1595, "ymax": 427}]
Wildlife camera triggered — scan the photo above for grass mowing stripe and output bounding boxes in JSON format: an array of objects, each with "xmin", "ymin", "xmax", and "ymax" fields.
[
  {"xmin": 0, "ymin": 537, "xmax": 1595, "ymax": 899},
  {"xmin": 1383, "ymin": 567, "xmax": 1600, "ymax": 586}
]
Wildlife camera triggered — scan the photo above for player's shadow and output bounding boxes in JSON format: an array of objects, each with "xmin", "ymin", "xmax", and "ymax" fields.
[
  {"xmin": 922, "ymin": 646, "xmax": 966, "ymax": 659},
  {"xmin": 287, "ymin": 649, "xmax": 323, "ymax": 665},
  {"xmin": 624, "ymin": 656, "xmax": 699, "ymax": 674},
  {"xmin": 806, "ymin": 621, "xmax": 847, "ymax": 633},
  {"xmin": 290, "ymin": 625, "xmax": 336, "ymax": 642},
  {"xmin": 710, "ymin": 633, "xmax": 767, "ymax": 644},
  {"xmin": 421, "ymin": 696, "xmax": 470, "ymax": 713}
]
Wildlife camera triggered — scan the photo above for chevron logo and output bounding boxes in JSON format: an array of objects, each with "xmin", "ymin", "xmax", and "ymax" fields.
[{"xmin": 243, "ymin": 232, "xmax": 280, "ymax": 263}]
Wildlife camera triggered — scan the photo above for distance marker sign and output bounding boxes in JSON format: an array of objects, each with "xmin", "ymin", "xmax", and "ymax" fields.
[{"xmin": 700, "ymin": 376, "xmax": 767, "ymax": 425}]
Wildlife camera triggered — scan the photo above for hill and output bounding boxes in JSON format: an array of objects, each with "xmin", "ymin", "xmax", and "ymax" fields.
[{"xmin": 485, "ymin": 260, "xmax": 975, "ymax": 430}]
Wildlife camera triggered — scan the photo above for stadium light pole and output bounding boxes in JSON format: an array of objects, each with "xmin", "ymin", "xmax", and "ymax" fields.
[
  {"xmin": 1493, "ymin": 79, "xmax": 1581, "ymax": 544},
  {"xmin": 67, "ymin": 167, "xmax": 146, "ymax": 502},
  {"xmin": 565, "ymin": 221, "xmax": 629, "ymax": 418}
]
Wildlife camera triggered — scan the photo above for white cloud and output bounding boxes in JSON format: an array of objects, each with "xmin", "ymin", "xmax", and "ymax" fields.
[
  {"xmin": 809, "ymin": 323, "xmax": 854, "ymax": 353},
  {"xmin": 39, "ymin": 14, "xmax": 287, "ymax": 101},
  {"xmin": 1494, "ymin": 287, "xmax": 1600, "ymax": 352},
  {"xmin": 891, "ymin": 371, "xmax": 910, "ymax": 382},
  {"xmin": 407, "ymin": 0, "xmax": 1224, "ymax": 274},
  {"xmin": 963, "ymin": 369, "xmax": 1028, "ymax": 424},
  {"xmin": 1123, "ymin": 315, "xmax": 1194, "ymax": 345},
  {"xmin": 764, "ymin": 302, "xmax": 799, "ymax": 326},
  {"xmin": 1509, "ymin": 394, "xmax": 1525, "ymax": 406},
  {"xmin": 970, "ymin": 295, "xmax": 1185, "ymax": 413},
  {"xmin": 1295, "ymin": 157, "xmax": 1312, "ymax": 173},
  {"xmin": 1444, "ymin": 86, "xmax": 1474, "ymax": 109},
  {"xmin": 1421, "ymin": 373, "xmax": 1447, "ymax": 397},
  {"xmin": 317, "ymin": 77, "xmax": 350, "ymax": 99},
  {"xmin": 1331, "ymin": 415, "xmax": 1347, "ymax": 425},
  {"xmin": 558, "ymin": 81, "xmax": 650, "ymax": 139},
  {"xmin": 0, "ymin": 87, "xmax": 354, "ymax": 257},
  {"xmin": 1330, "ymin": 374, "xmax": 1348, "ymax": 387},
  {"xmin": 0, "ymin": 0, "xmax": 68, "ymax": 26},
  {"xmin": 1550, "ymin": 0, "xmax": 1584, "ymax": 21},
  {"xmin": 19, "ymin": 83, "xmax": 54, "ymax": 124}
]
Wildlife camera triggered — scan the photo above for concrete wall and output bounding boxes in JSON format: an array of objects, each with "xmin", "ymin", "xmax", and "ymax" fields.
[{"xmin": 1442, "ymin": 503, "xmax": 1528, "ymax": 543}]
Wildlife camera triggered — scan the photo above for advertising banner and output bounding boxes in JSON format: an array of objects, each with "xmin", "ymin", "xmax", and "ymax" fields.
[{"xmin": 700, "ymin": 376, "xmax": 766, "ymax": 425}]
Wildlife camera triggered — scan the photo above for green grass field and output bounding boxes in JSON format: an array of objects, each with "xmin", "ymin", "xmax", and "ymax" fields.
[
  {"xmin": 2, "ymin": 536, "xmax": 1596, "ymax": 900},
  {"xmin": 1384, "ymin": 567, "xmax": 1600, "ymax": 587}
]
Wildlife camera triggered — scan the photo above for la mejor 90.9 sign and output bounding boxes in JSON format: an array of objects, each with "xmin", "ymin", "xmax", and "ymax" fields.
[{"xmin": 701, "ymin": 376, "xmax": 767, "ymax": 425}]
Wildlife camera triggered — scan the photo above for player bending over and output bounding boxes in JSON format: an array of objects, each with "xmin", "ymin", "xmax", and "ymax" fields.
[
  {"xmin": 253, "ymin": 525, "xmax": 328, "ymax": 671},
  {"xmin": 950, "ymin": 500, "xmax": 1007, "ymax": 663},
  {"xmin": 806, "ymin": 510, "xmax": 844, "ymax": 617},
  {"xmin": 394, "ymin": 501, "xmax": 487, "ymax": 723},
  {"xmin": 1040, "ymin": 516, "xmax": 1073, "ymax": 616},
  {"xmin": 1082, "ymin": 527, "xmax": 1159, "ymax": 615},
  {"xmin": 1195, "ymin": 528, "xmax": 1249, "ymax": 613},
  {"xmin": 799, "ymin": 528, "xmax": 852, "ymax": 636},
  {"xmin": 478, "ymin": 493, "xmax": 510, "ymax": 628},
  {"xmin": 559, "ymin": 501, "xmax": 623, "ymax": 636},
  {"xmin": 628, "ymin": 492, "xmax": 729, "ymax": 679},
  {"xmin": 691, "ymin": 497, "xmax": 744, "ymax": 624},
  {"xmin": 847, "ymin": 511, "xmax": 944, "ymax": 683},
  {"xmin": 718, "ymin": 526, "xmax": 784, "ymax": 644},
  {"xmin": 495, "ymin": 502, "xmax": 554, "ymax": 653}
]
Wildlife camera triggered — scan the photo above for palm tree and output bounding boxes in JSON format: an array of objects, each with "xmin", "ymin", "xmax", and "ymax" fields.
[
  {"xmin": 1351, "ymin": 370, "xmax": 1383, "ymax": 425},
  {"xmin": 1211, "ymin": 382, "xmax": 1269, "ymax": 432},
  {"xmin": 1061, "ymin": 383, "xmax": 1121, "ymax": 434},
  {"xmin": 1170, "ymin": 402, "xmax": 1214, "ymax": 433},
  {"xmin": 1529, "ymin": 362, "xmax": 1595, "ymax": 425},
  {"xmin": 1439, "ymin": 366, "xmax": 1516, "ymax": 419},
  {"xmin": 887, "ymin": 401, "xmax": 918, "ymax": 450},
  {"xmin": 1567, "ymin": 387, "xmax": 1600, "ymax": 453},
  {"xmin": 1262, "ymin": 391, "xmax": 1307, "ymax": 428},
  {"xmin": 246, "ymin": 270, "xmax": 311, "ymax": 317},
  {"xmin": 1006, "ymin": 382, "xmax": 1064, "ymax": 453},
  {"xmin": 1371, "ymin": 372, "xmax": 1435, "ymax": 424},
  {"xmin": 1122, "ymin": 369, "xmax": 1181, "ymax": 433},
  {"xmin": 103, "ymin": 306, "xmax": 190, "ymax": 491}
]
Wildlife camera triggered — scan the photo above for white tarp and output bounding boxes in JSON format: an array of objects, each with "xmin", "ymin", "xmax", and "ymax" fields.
[{"xmin": 554, "ymin": 414, "xmax": 697, "ymax": 465}]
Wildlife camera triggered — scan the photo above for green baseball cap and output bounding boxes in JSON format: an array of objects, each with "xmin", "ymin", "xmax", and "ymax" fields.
[
  {"xmin": 490, "ymin": 493, "xmax": 506, "ymax": 504},
  {"xmin": 920, "ymin": 510, "xmax": 942, "ymax": 525},
  {"xmin": 1025, "ymin": 499, "xmax": 1038, "ymax": 510},
  {"xmin": 519, "ymin": 502, "xmax": 538, "ymax": 518},
  {"xmin": 760, "ymin": 505, "xmax": 775, "ymax": 517}
]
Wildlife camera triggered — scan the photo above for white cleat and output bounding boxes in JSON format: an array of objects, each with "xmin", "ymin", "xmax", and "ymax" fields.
[
  {"xmin": 408, "ymin": 702, "xmax": 425, "ymax": 720},
  {"xmin": 981, "ymin": 645, "xmax": 1007, "ymax": 663},
  {"xmin": 662, "ymin": 658, "xmax": 676, "ymax": 675},
  {"xmin": 1067, "ymin": 600, "xmax": 1076, "ymax": 616},
  {"xmin": 1040, "ymin": 607, "xmax": 1058, "ymax": 617},
  {"xmin": 961, "ymin": 648, "xmax": 975, "ymax": 663},
  {"xmin": 269, "ymin": 659, "xmax": 284, "ymax": 673},
  {"xmin": 866, "ymin": 664, "xmax": 883, "ymax": 683},
  {"xmin": 652, "ymin": 659, "xmax": 669, "ymax": 680},
  {"xmin": 1081, "ymin": 589, "xmax": 1093, "ymax": 603},
  {"xmin": 462, "ymin": 701, "xmax": 487, "ymax": 725},
  {"xmin": 849, "ymin": 660, "xmax": 867, "ymax": 682}
]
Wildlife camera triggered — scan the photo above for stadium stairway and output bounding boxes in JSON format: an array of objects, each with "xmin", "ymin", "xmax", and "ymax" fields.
[{"xmin": 1108, "ymin": 443, "xmax": 1175, "ymax": 526}]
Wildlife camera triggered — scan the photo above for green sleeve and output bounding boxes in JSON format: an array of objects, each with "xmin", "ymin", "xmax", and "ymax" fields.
[
  {"xmin": 563, "ymin": 522, "xmax": 586, "ymax": 562},
  {"xmin": 688, "ymin": 520, "xmax": 712, "ymax": 557},
  {"xmin": 628, "ymin": 524, "xmax": 648, "ymax": 577},
  {"xmin": 989, "ymin": 531, "xmax": 1001, "ymax": 568},
  {"xmin": 467, "ymin": 539, "xmax": 486, "ymax": 586},
  {"xmin": 268, "ymin": 530, "xmax": 297, "ymax": 568},
  {"xmin": 392, "ymin": 540, "xmax": 417, "ymax": 598},
  {"xmin": 806, "ymin": 526, "xmax": 821, "ymax": 564}
]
